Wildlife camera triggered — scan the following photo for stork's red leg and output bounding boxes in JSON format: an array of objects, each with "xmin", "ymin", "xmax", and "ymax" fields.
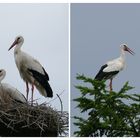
[
  {"xmin": 26, "ymin": 81, "xmax": 29, "ymax": 101},
  {"xmin": 31, "ymin": 84, "xmax": 34, "ymax": 105},
  {"xmin": 109, "ymin": 78, "xmax": 113, "ymax": 91}
]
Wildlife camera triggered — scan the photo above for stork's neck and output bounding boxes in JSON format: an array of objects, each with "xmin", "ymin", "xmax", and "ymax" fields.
[
  {"xmin": 0, "ymin": 77, "xmax": 3, "ymax": 82},
  {"xmin": 0, "ymin": 74, "xmax": 5, "ymax": 83},
  {"xmin": 120, "ymin": 48, "xmax": 126, "ymax": 60},
  {"xmin": 14, "ymin": 42, "xmax": 23, "ymax": 54}
]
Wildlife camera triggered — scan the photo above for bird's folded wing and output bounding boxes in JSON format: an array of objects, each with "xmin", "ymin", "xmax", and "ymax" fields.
[{"xmin": 103, "ymin": 62, "xmax": 123, "ymax": 72}]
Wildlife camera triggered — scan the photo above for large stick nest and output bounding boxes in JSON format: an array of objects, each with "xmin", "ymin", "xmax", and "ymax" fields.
[{"xmin": 0, "ymin": 99, "xmax": 68, "ymax": 137}]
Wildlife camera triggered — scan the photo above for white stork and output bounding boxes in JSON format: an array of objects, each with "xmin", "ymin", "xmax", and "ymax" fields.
[
  {"xmin": 8, "ymin": 36, "xmax": 53, "ymax": 103},
  {"xmin": 95, "ymin": 44, "xmax": 135, "ymax": 91},
  {"xmin": 0, "ymin": 69, "xmax": 27, "ymax": 104}
]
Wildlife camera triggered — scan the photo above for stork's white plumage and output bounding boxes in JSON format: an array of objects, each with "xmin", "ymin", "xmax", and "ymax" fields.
[
  {"xmin": 8, "ymin": 36, "xmax": 53, "ymax": 103},
  {"xmin": 95, "ymin": 44, "xmax": 135, "ymax": 91},
  {"xmin": 0, "ymin": 69, "xmax": 27, "ymax": 104}
]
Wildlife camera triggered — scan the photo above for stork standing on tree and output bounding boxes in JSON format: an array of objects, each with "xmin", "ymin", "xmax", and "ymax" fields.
[
  {"xmin": 95, "ymin": 44, "xmax": 135, "ymax": 91},
  {"xmin": 8, "ymin": 36, "xmax": 53, "ymax": 103}
]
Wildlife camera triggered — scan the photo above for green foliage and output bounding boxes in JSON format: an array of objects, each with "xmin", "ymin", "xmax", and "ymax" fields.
[{"xmin": 73, "ymin": 74, "xmax": 140, "ymax": 137}]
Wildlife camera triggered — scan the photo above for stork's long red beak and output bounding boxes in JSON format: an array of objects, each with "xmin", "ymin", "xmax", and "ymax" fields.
[
  {"xmin": 126, "ymin": 47, "xmax": 135, "ymax": 55},
  {"xmin": 8, "ymin": 39, "xmax": 18, "ymax": 51}
]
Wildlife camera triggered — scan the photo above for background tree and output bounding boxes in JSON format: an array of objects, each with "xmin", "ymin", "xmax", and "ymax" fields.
[{"xmin": 73, "ymin": 74, "xmax": 140, "ymax": 137}]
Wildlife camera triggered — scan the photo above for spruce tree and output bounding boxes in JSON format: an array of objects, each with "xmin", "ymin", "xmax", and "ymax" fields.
[{"xmin": 73, "ymin": 74, "xmax": 140, "ymax": 137}]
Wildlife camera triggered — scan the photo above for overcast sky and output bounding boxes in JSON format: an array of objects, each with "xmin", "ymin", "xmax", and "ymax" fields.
[
  {"xmin": 71, "ymin": 3, "xmax": 140, "ymax": 136},
  {"xmin": 0, "ymin": 3, "xmax": 69, "ymax": 111}
]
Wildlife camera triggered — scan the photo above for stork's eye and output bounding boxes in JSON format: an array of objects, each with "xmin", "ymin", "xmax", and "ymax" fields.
[
  {"xmin": 0, "ymin": 70, "xmax": 2, "ymax": 73},
  {"xmin": 123, "ymin": 45, "xmax": 127, "ymax": 50}
]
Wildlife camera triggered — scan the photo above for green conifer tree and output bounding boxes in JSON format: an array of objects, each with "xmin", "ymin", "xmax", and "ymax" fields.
[{"xmin": 73, "ymin": 74, "xmax": 140, "ymax": 137}]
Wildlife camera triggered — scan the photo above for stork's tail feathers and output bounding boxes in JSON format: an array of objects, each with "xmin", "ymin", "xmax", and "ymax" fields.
[
  {"xmin": 44, "ymin": 81, "xmax": 53, "ymax": 97},
  {"xmin": 28, "ymin": 69, "xmax": 53, "ymax": 98}
]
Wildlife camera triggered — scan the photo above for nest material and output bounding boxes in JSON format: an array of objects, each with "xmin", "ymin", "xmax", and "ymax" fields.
[{"xmin": 0, "ymin": 101, "xmax": 68, "ymax": 137}]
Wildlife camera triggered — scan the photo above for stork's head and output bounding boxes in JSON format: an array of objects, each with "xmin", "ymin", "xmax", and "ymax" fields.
[
  {"xmin": 0, "ymin": 69, "xmax": 6, "ymax": 82},
  {"xmin": 121, "ymin": 44, "xmax": 135, "ymax": 55},
  {"xmin": 8, "ymin": 36, "xmax": 24, "ymax": 51}
]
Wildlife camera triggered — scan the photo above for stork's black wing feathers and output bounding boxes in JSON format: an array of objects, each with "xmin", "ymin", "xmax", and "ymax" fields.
[
  {"xmin": 42, "ymin": 67, "xmax": 49, "ymax": 81},
  {"xmin": 95, "ymin": 64, "xmax": 119, "ymax": 80},
  {"xmin": 28, "ymin": 68, "xmax": 53, "ymax": 97},
  {"xmin": 95, "ymin": 64, "xmax": 108, "ymax": 80}
]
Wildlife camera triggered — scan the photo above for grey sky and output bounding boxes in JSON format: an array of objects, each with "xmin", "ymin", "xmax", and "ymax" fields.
[
  {"xmin": 71, "ymin": 3, "xmax": 140, "ymax": 136},
  {"xmin": 0, "ymin": 4, "xmax": 69, "ymax": 111}
]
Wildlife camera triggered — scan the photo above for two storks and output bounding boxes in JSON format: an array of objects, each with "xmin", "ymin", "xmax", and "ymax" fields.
[{"xmin": 1, "ymin": 36, "xmax": 135, "ymax": 103}]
